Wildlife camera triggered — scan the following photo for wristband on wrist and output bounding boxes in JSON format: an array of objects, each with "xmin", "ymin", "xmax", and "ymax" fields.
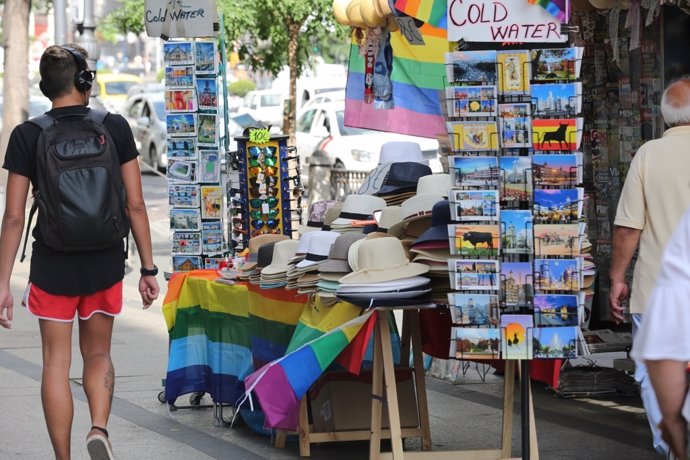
[{"xmin": 140, "ymin": 265, "xmax": 158, "ymax": 276}]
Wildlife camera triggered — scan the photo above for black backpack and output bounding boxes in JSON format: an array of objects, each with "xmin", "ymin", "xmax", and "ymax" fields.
[{"xmin": 20, "ymin": 109, "xmax": 130, "ymax": 261}]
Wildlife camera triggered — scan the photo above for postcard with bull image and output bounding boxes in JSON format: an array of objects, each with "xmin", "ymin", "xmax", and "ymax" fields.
[
  {"xmin": 450, "ymin": 190, "xmax": 499, "ymax": 222},
  {"xmin": 448, "ymin": 259, "xmax": 499, "ymax": 291},
  {"xmin": 449, "ymin": 224, "xmax": 500, "ymax": 257},
  {"xmin": 534, "ymin": 223, "xmax": 586, "ymax": 257},
  {"xmin": 447, "ymin": 293, "xmax": 499, "ymax": 326},
  {"xmin": 534, "ymin": 258, "xmax": 583, "ymax": 291},
  {"xmin": 450, "ymin": 327, "xmax": 500, "ymax": 359},
  {"xmin": 532, "ymin": 117, "xmax": 583, "ymax": 151},
  {"xmin": 533, "ymin": 188, "xmax": 584, "ymax": 224}
]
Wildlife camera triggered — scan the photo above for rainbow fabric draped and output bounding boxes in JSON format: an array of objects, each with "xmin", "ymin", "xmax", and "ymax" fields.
[
  {"xmin": 345, "ymin": 22, "xmax": 448, "ymax": 139},
  {"xmin": 527, "ymin": 0, "xmax": 568, "ymax": 22},
  {"xmin": 162, "ymin": 270, "xmax": 252, "ymax": 404},
  {"xmin": 394, "ymin": 0, "xmax": 448, "ymax": 28}
]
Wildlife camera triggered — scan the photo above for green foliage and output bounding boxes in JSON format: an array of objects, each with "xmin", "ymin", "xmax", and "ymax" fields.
[
  {"xmin": 99, "ymin": 0, "xmax": 145, "ymax": 43},
  {"xmin": 228, "ymin": 79, "xmax": 256, "ymax": 97}
]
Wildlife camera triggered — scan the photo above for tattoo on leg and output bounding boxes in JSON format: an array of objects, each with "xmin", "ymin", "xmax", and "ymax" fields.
[{"xmin": 104, "ymin": 363, "xmax": 115, "ymax": 406}]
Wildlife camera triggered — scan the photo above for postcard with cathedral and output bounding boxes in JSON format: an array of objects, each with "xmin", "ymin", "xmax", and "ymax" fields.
[
  {"xmin": 501, "ymin": 210, "xmax": 533, "ymax": 254},
  {"xmin": 497, "ymin": 50, "xmax": 530, "ymax": 95},
  {"xmin": 501, "ymin": 315, "xmax": 533, "ymax": 360},
  {"xmin": 450, "ymin": 190, "xmax": 499, "ymax": 222},
  {"xmin": 498, "ymin": 103, "xmax": 532, "ymax": 148},
  {"xmin": 499, "ymin": 156, "xmax": 532, "ymax": 202}
]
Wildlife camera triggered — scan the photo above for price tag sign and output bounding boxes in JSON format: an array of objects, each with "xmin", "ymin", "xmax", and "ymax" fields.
[{"xmin": 249, "ymin": 128, "xmax": 271, "ymax": 144}]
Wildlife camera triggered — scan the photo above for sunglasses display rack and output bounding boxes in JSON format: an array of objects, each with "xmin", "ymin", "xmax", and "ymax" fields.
[
  {"xmin": 162, "ymin": 39, "xmax": 229, "ymax": 272},
  {"xmin": 443, "ymin": 45, "xmax": 595, "ymax": 363},
  {"xmin": 229, "ymin": 131, "xmax": 301, "ymax": 254}
]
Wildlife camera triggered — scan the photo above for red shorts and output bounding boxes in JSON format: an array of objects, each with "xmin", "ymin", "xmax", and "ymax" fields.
[{"xmin": 23, "ymin": 282, "xmax": 123, "ymax": 322}]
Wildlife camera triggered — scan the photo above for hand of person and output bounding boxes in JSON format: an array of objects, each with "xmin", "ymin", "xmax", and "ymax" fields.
[
  {"xmin": 0, "ymin": 288, "xmax": 14, "ymax": 329},
  {"xmin": 138, "ymin": 276, "xmax": 160, "ymax": 309},
  {"xmin": 609, "ymin": 280, "xmax": 629, "ymax": 324}
]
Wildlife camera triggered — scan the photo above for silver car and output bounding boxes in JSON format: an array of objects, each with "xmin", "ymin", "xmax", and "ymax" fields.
[{"xmin": 124, "ymin": 91, "xmax": 168, "ymax": 172}]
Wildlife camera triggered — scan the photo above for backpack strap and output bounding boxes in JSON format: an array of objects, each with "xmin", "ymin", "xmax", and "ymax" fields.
[
  {"xmin": 85, "ymin": 108, "xmax": 109, "ymax": 124},
  {"xmin": 27, "ymin": 113, "xmax": 55, "ymax": 130},
  {"xmin": 20, "ymin": 200, "xmax": 38, "ymax": 263}
]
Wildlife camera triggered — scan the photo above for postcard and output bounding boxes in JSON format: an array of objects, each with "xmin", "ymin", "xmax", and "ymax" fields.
[
  {"xmin": 450, "ymin": 327, "xmax": 500, "ymax": 359},
  {"xmin": 449, "ymin": 190, "xmax": 499, "ymax": 222},
  {"xmin": 170, "ymin": 208, "xmax": 201, "ymax": 231},
  {"xmin": 204, "ymin": 257, "xmax": 225, "ymax": 270},
  {"xmin": 447, "ymin": 293, "xmax": 498, "ymax": 326},
  {"xmin": 447, "ymin": 122, "xmax": 499, "ymax": 151},
  {"xmin": 534, "ymin": 294, "xmax": 580, "ymax": 327},
  {"xmin": 531, "ymin": 47, "xmax": 583, "ymax": 81},
  {"xmin": 532, "ymin": 118, "xmax": 583, "ymax": 151},
  {"xmin": 163, "ymin": 42, "xmax": 194, "ymax": 65},
  {"xmin": 497, "ymin": 50, "xmax": 530, "ymax": 95},
  {"xmin": 448, "ymin": 224, "xmax": 500, "ymax": 256},
  {"xmin": 165, "ymin": 65, "xmax": 195, "ymax": 89},
  {"xmin": 498, "ymin": 103, "xmax": 531, "ymax": 148},
  {"xmin": 199, "ymin": 150, "xmax": 221, "ymax": 183},
  {"xmin": 532, "ymin": 153, "xmax": 583, "ymax": 187},
  {"xmin": 533, "ymin": 326, "xmax": 578, "ymax": 358},
  {"xmin": 197, "ymin": 114, "xmax": 218, "ymax": 147},
  {"xmin": 195, "ymin": 40, "xmax": 217, "ymax": 74},
  {"xmin": 167, "ymin": 159, "xmax": 197, "ymax": 184},
  {"xmin": 445, "ymin": 50, "xmax": 497, "ymax": 84},
  {"xmin": 450, "ymin": 156, "xmax": 499, "ymax": 187},
  {"xmin": 534, "ymin": 258, "xmax": 582, "ymax": 291},
  {"xmin": 167, "ymin": 138, "xmax": 197, "ymax": 160},
  {"xmin": 202, "ymin": 224, "xmax": 224, "ymax": 255},
  {"xmin": 166, "ymin": 113, "xmax": 197, "ymax": 137},
  {"xmin": 445, "ymin": 85, "xmax": 497, "ymax": 118},
  {"xmin": 501, "ymin": 210, "xmax": 533, "ymax": 254},
  {"xmin": 448, "ymin": 259, "xmax": 499, "ymax": 291},
  {"xmin": 501, "ymin": 315, "xmax": 534, "ymax": 360},
  {"xmin": 201, "ymin": 185, "xmax": 223, "ymax": 219},
  {"xmin": 531, "ymin": 83, "xmax": 582, "ymax": 117},
  {"xmin": 164, "ymin": 89, "xmax": 196, "ymax": 112},
  {"xmin": 172, "ymin": 231, "xmax": 202, "ymax": 255},
  {"xmin": 172, "ymin": 255, "xmax": 202, "ymax": 271},
  {"xmin": 501, "ymin": 262, "xmax": 533, "ymax": 307},
  {"xmin": 533, "ymin": 188, "xmax": 584, "ymax": 223},
  {"xmin": 196, "ymin": 78, "xmax": 218, "ymax": 110},
  {"xmin": 534, "ymin": 224, "xmax": 585, "ymax": 257},
  {"xmin": 169, "ymin": 184, "xmax": 200, "ymax": 208},
  {"xmin": 499, "ymin": 156, "xmax": 532, "ymax": 201}
]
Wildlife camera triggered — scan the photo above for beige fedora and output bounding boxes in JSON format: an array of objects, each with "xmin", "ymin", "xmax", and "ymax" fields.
[
  {"xmin": 377, "ymin": 0, "xmax": 393, "ymax": 16},
  {"xmin": 361, "ymin": 0, "xmax": 387, "ymax": 26},
  {"xmin": 340, "ymin": 237, "xmax": 429, "ymax": 284},
  {"xmin": 376, "ymin": 206, "xmax": 402, "ymax": 233},
  {"xmin": 346, "ymin": 0, "xmax": 368, "ymax": 28},
  {"xmin": 262, "ymin": 239, "xmax": 300, "ymax": 276},
  {"xmin": 417, "ymin": 173, "xmax": 451, "ymax": 197},
  {"xmin": 242, "ymin": 234, "xmax": 289, "ymax": 271},
  {"xmin": 333, "ymin": 0, "xmax": 352, "ymax": 25},
  {"xmin": 388, "ymin": 194, "xmax": 444, "ymax": 237}
]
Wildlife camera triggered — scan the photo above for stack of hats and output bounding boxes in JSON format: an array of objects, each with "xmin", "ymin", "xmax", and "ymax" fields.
[
  {"xmin": 260, "ymin": 239, "xmax": 300, "ymax": 289},
  {"xmin": 388, "ymin": 173, "xmax": 451, "ymax": 240},
  {"xmin": 337, "ymin": 237, "xmax": 432, "ymax": 308},
  {"xmin": 372, "ymin": 206, "xmax": 403, "ymax": 234},
  {"xmin": 316, "ymin": 232, "xmax": 367, "ymax": 298},
  {"xmin": 358, "ymin": 142, "xmax": 432, "ymax": 206},
  {"xmin": 292, "ymin": 231, "xmax": 340, "ymax": 294},
  {"xmin": 238, "ymin": 234, "xmax": 289, "ymax": 281},
  {"xmin": 298, "ymin": 200, "xmax": 339, "ymax": 235},
  {"xmin": 328, "ymin": 194, "xmax": 386, "ymax": 233},
  {"xmin": 321, "ymin": 202, "xmax": 344, "ymax": 231},
  {"xmin": 410, "ymin": 200, "xmax": 454, "ymax": 275},
  {"xmin": 249, "ymin": 242, "xmax": 278, "ymax": 285}
]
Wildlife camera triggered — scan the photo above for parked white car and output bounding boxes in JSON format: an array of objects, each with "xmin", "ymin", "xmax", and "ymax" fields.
[
  {"xmin": 295, "ymin": 101, "xmax": 440, "ymax": 184},
  {"xmin": 239, "ymin": 89, "xmax": 284, "ymax": 130}
]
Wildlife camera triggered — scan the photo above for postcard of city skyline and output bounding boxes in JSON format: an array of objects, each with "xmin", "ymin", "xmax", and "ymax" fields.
[
  {"xmin": 532, "ymin": 154, "xmax": 580, "ymax": 187},
  {"xmin": 448, "ymin": 293, "xmax": 498, "ymax": 326},
  {"xmin": 445, "ymin": 50, "xmax": 498, "ymax": 84},
  {"xmin": 531, "ymin": 83, "xmax": 582, "ymax": 116},
  {"xmin": 534, "ymin": 188, "xmax": 580, "ymax": 211},
  {"xmin": 534, "ymin": 294, "xmax": 580, "ymax": 327},
  {"xmin": 534, "ymin": 258, "xmax": 581, "ymax": 291},
  {"xmin": 452, "ymin": 190, "xmax": 499, "ymax": 221}
]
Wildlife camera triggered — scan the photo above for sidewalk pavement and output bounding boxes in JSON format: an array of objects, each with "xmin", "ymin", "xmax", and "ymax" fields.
[{"xmin": 0, "ymin": 175, "xmax": 660, "ymax": 459}]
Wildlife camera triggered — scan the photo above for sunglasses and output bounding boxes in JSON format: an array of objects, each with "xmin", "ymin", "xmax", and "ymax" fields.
[
  {"xmin": 251, "ymin": 218, "xmax": 280, "ymax": 230},
  {"xmin": 283, "ymin": 174, "xmax": 301, "ymax": 187},
  {"xmin": 249, "ymin": 166, "xmax": 278, "ymax": 178},
  {"xmin": 249, "ymin": 146, "xmax": 277, "ymax": 159},
  {"xmin": 250, "ymin": 208, "xmax": 279, "ymax": 220},
  {"xmin": 249, "ymin": 196, "xmax": 279, "ymax": 209}
]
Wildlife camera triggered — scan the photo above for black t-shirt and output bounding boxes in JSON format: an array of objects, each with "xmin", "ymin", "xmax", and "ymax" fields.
[{"xmin": 2, "ymin": 105, "xmax": 139, "ymax": 295}]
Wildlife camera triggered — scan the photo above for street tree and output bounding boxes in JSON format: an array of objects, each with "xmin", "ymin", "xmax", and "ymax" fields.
[{"xmin": 0, "ymin": 0, "xmax": 30, "ymax": 189}]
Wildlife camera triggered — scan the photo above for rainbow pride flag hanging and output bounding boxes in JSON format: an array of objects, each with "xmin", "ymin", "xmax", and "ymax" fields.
[
  {"xmin": 345, "ymin": 22, "xmax": 448, "ymax": 139},
  {"xmin": 528, "ymin": 0, "xmax": 568, "ymax": 22},
  {"xmin": 394, "ymin": 0, "xmax": 447, "ymax": 29},
  {"xmin": 162, "ymin": 270, "xmax": 253, "ymax": 405},
  {"xmin": 243, "ymin": 310, "xmax": 377, "ymax": 431}
]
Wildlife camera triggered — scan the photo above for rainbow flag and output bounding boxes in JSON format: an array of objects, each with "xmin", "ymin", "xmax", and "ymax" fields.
[
  {"xmin": 528, "ymin": 0, "xmax": 568, "ymax": 21},
  {"xmin": 345, "ymin": 23, "xmax": 448, "ymax": 139},
  {"xmin": 162, "ymin": 270, "xmax": 253, "ymax": 404},
  {"xmin": 243, "ymin": 310, "xmax": 378, "ymax": 431},
  {"xmin": 394, "ymin": 0, "xmax": 447, "ymax": 29}
]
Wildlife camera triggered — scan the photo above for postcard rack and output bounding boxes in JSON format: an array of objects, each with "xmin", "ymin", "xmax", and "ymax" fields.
[{"xmin": 163, "ymin": 38, "xmax": 229, "ymax": 272}]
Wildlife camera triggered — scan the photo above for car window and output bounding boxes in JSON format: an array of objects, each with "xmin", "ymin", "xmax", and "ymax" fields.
[
  {"xmin": 128, "ymin": 99, "xmax": 144, "ymax": 119},
  {"xmin": 260, "ymin": 94, "xmax": 282, "ymax": 107},
  {"xmin": 105, "ymin": 81, "xmax": 139, "ymax": 96},
  {"xmin": 296, "ymin": 109, "xmax": 317, "ymax": 133},
  {"xmin": 153, "ymin": 101, "xmax": 166, "ymax": 120},
  {"xmin": 142, "ymin": 102, "xmax": 151, "ymax": 118},
  {"xmin": 313, "ymin": 110, "xmax": 331, "ymax": 135},
  {"xmin": 336, "ymin": 110, "xmax": 373, "ymax": 136}
]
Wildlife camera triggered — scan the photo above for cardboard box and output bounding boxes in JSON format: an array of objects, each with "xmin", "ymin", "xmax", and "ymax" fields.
[{"xmin": 308, "ymin": 369, "xmax": 419, "ymax": 432}]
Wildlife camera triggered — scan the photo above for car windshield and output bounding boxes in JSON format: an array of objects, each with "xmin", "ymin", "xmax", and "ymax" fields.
[
  {"xmin": 335, "ymin": 110, "xmax": 373, "ymax": 136},
  {"xmin": 231, "ymin": 113, "xmax": 258, "ymax": 129},
  {"xmin": 260, "ymin": 94, "xmax": 282, "ymax": 107},
  {"xmin": 153, "ymin": 101, "xmax": 166, "ymax": 120},
  {"xmin": 105, "ymin": 81, "xmax": 139, "ymax": 96}
]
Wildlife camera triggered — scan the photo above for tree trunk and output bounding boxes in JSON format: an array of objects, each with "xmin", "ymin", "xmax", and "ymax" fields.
[
  {"xmin": 0, "ymin": 0, "xmax": 31, "ymax": 190},
  {"xmin": 285, "ymin": 20, "xmax": 301, "ymax": 145}
]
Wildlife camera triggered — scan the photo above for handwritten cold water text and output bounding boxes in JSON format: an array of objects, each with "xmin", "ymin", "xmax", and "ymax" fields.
[
  {"xmin": 448, "ymin": 0, "xmax": 560, "ymax": 41},
  {"xmin": 146, "ymin": 3, "xmax": 206, "ymax": 23}
]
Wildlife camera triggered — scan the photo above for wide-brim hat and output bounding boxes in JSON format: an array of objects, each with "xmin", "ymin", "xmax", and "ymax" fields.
[
  {"xmin": 413, "ymin": 200, "xmax": 452, "ymax": 246},
  {"xmin": 376, "ymin": 163, "xmax": 432, "ymax": 196},
  {"xmin": 242, "ymin": 234, "xmax": 289, "ymax": 271},
  {"xmin": 321, "ymin": 202, "xmax": 344, "ymax": 231},
  {"xmin": 417, "ymin": 173, "xmax": 451, "ymax": 197},
  {"xmin": 299, "ymin": 200, "xmax": 338, "ymax": 236},
  {"xmin": 379, "ymin": 141, "xmax": 424, "ymax": 164},
  {"xmin": 374, "ymin": 206, "xmax": 402, "ymax": 233},
  {"xmin": 318, "ymin": 232, "xmax": 367, "ymax": 273},
  {"xmin": 288, "ymin": 231, "xmax": 319, "ymax": 264},
  {"xmin": 388, "ymin": 194, "xmax": 444, "ymax": 238},
  {"xmin": 340, "ymin": 237, "xmax": 429, "ymax": 284},
  {"xmin": 295, "ymin": 231, "xmax": 340, "ymax": 269},
  {"xmin": 262, "ymin": 239, "xmax": 300, "ymax": 276},
  {"xmin": 330, "ymin": 194, "xmax": 386, "ymax": 227},
  {"xmin": 337, "ymin": 275, "xmax": 430, "ymax": 292}
]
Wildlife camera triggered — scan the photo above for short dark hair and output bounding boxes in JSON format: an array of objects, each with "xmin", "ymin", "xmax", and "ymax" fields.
[{"xmin": 39, "ymin": 44, "xmax": 89, "ymax": 100}]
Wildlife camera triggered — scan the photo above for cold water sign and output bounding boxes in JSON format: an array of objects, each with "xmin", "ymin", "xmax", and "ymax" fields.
[
  {"xmin": 144, "ymin": 0, "xmax": 218, "ymax": 39},
  {"xmin": 447, "ymin": 0, "xmax": 567, "ymax": 43}
]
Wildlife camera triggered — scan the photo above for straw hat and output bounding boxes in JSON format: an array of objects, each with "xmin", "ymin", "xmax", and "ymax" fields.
[
  {"xmin": 346, "ymin": 0, "xmax": 368, "ymax": 28},
  {"xmin": 333, "ymin": 0, "xmax": 351, "ymax": 25},
  {"xmin": 262, "ymin": 239, "xmax": 300, "ymax": 276},
  {"xmin": 379, "ymin": 141, "xmax": 424, "ymax": 164},
  {"xmin": 376, "ymin": 206, "xmax": 402, "ymax": 233},
  {"xmin": 299, "ymin": 200, "xmax": 338, "ymax": 235},
  {"xmin": 340, "ymin": 237, "xmax": 429, "ymax": 284},
  {"xmin": 330, "ymin": 194, "xmax": 386, "ymax": 227},
  {"xmin": 417, "ymin": 173, "xmax": 451, "ymax": 197},
  {"xmin": 322, "ymin": 202, "xmax": 344, "ymax": 231},
  {"xmin": 388, "ymin": 194, "xmax": 444, "ymax": 237},
  {"xmin": 295, "ymin": 231, "xmax": 340, "ymax": 270},
  {"xmin": 242, "ymin": 234, "xmax": 289, "ymax": 271},
  {"xmin": 361, "ymin": 0, "xmax": 387, "ymax": 26}
]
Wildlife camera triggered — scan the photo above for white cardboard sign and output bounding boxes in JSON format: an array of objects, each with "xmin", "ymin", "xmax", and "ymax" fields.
[{"xmin": 145, "ymin": 0, "xmax": 218, "ymax": 39}]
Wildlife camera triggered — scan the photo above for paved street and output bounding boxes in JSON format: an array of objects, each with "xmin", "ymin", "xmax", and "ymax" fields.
[{"xmin": 0, "ymin": 172, "xmax": 659, "ymax": 459}]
